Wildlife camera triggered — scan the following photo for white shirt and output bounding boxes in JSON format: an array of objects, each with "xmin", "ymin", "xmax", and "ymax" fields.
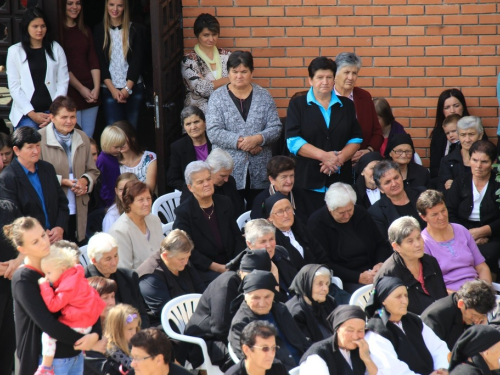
[
  {"xmin": 300, "ymin": 352, "xmax": 373, "ymax": 375},
  {"xmin": 108, "ymin": 27, "xmax": 129, "ymax": 88},
  {"xmin": 366, "ymin": 188, "xmax": 381, "ymax": 205},
  {"xmin": 365, "ymin": 321, "xmax": 450, "ymax": 375},
  {"xmin": 102, "ymin": 204, "xmax": 120, "ymax": 233},
  {"xmin": 468, "ymin": 180, "xmax": 488, "ymax": 222},
  {"xmin": 282, "ymin": 229, "xmax": 304, "ymax": 257}
]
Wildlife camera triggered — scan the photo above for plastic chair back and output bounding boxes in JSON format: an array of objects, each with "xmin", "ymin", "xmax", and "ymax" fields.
[
  {"xmin": 152, "ymin": 191, "xmax": 182, "ymax": 223},
  {"xmin": 237, "ymin": 211, "xmax": 251, "ymax": 231},
  {"xmin": 349, "ymin": 284, "xmax": 373, "ymax": 310}
]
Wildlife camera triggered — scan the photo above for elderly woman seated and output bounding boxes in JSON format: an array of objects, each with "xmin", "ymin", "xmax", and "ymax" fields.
[
  {"xmin": 374, "ymin": 216, "xmax": 447, "ymax": 315},
  {"xmin": 229, "ymin": 270, "xmax": 310, "ymax": 370},
  {"xmin": 368, "ymin": 160, "xmax": 426, "ymax": 239},
  {"xmin": 418, "ymin": 189, "xmax": 492, "ymax": 291},
  {"xmin": 448, "ymin": 325, "xmax": 500, "ymax": 375},
  {"xmin": 422, "ymin": 280, "xmax": 496, "ymax": 351},
  {"xmin": 354, "ymin": 152, "xmax": 383, "ymax": 209},
  {"xmin": 364, "ymin": 276, "xmax": 450, "ymax": 375},
  {"xmin": 286, "ymin": 264, "xmax": 337, "ymax": 344},
  {"xmin": 136, "ymin": 229, "xmax": 205, "ymax": 327},
  {"xmin": 184, "ymin": 250, "xmax": 272, "ymax": 371},
  {"xmin": 299, "ymin": 305, "xmax": 378, "ymax": 375},
  {"xmin": 85, "ymin": 232, "xmax": 149, "ymax": 327},
  {"xmin": 251, "ymin": 156, "xmax": 312, "ymax": 224},
  {"xmin": 173, "ymin": 160, "xmax": 246, "ymax": 285},
  {"xmin": 308, "ymin": 182, "xmax": 392, "ymax": 293},
  {"xmin": 445, "ymin": 140, "xmax": 500, "ymax": 274},
  {"xmin": 109, "ymin": 180, "xmax": 164, "ymax": 270}
]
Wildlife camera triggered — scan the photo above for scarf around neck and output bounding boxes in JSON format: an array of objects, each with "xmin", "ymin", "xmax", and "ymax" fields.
[
  {"xmin": 53, "ymin": 126, "xmax": 73, "ymax": 174},
  {"xmin": 194, "ymin": 44, "xmax": 222, "ymax": 79}
]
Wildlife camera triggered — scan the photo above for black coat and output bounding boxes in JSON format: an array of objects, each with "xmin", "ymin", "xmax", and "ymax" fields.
[
  {"xmin": 167, "ymin": 135, "xmax": 213, "ymax": 191},
  {"xmin": 0, "ymin": 159, "xmax": 69, "ymax": 233},
  {"xmin": 450, "ymin": 362, "xmax": 487, "ymax": 375},
  {"xmin": 421, "ymin": 294, "xmax": 467, "ymax": 351},
  {"xmin": 272, "ymin": 245, "xmax": 300, "ymax": 298},
  {"xmin": 84, "ymin": 264, "xmax": 150, "ymax": 328},
  {"xmin": 308, "ymin": 205, "xmax": 392, "ymax": 283},
  {"xmin": 173, "ymin": 195, "xmax": 246, "ymax": 271},
  {"xmin": 404, "ymin": 162, "xmax": 430, "ymax": 189},
  {"xmin": 446, "ymin": 172, "xmax": 500, "ymax": 235},
  {"xmin": 354, "ymin": 177, "xmax": 378, "ymax": 209},
  {"xmin": 439, "ymin": 145, "xmax": 470, "ymax": 190},
  {"xmin": 367, "ymin": 186, "xmax": 425, "ymax": 239},
  {"xmin": 285, "ymin": 94, "xmax": 363, "ymax": 189},
  {"xmin": 229, "ymin": 301, "xmax": 310, "ymax": 370},
  {"xmin": 224, "ymin": 359, "xmax": 288, "ymax": 375},
  {"xmin": 374, "ymin": 252, "xmax": 447, "ymax": 315}
]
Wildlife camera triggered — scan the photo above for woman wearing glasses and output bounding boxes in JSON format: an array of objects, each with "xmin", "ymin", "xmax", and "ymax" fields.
[{"xmin": 384, "ymin": 133, "xmax": 430, "ymax": 189}]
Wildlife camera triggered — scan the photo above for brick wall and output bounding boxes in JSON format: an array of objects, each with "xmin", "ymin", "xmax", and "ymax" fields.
[{"xmin": 181, "ymin": 1, "xmax": 500, "ymax": 166}]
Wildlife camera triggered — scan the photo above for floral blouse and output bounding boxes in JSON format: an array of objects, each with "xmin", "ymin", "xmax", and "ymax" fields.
[{"xmin": 119, "ymin": 151, "xmax": 156, "ymax": 182}]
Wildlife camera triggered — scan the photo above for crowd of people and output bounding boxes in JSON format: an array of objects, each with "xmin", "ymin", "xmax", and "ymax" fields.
[{"xmin": 2, "ymin": 5, "xmax": 500, "ymax": 375}]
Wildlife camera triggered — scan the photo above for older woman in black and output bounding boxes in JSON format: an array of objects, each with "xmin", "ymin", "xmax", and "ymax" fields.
[
  {"xmin": 286, "ymin": 265, "xmax": 337, "ymax": 344},
  {"xmin": 353, "ymin": 152, "xmax": 383, "ymax": 209}
]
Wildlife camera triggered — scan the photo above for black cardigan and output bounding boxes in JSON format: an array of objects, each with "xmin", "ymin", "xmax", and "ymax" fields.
[
  {"xmin": 438, "ymin": 145, "xmax": 470, "ymax": 189},
  {"xmin": 404, "ymin": 162, "xmax": 430, "ymax": 189},
  {"xmin": 374, "ymin": 252, "xmax": 447, "ymax": 315},
  {"xmin": 446, "ymin": 172, "xmax": 500, "ymax": 235},
  {"xmin": 285, "ymin": 94, "xmax": 363, "ymax": 189},
  {"xmin": 167, "ymin": 134, "xmax": 212, "ymax": 191},
  {"xmin": 225, "ymin": 359, "xmax": 289, "ymax": 375},
  {"xmin": 93, "ymin": 22, "xmax": 145, "ymax": 84}
]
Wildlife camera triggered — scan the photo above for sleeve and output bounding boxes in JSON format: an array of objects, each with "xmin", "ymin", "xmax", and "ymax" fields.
[
  {"xmin": 54, "ymin": 42, "xmax": 69, "ymax": 97},
  {"xmin": 228, "ymin": 316, "xmax": 250, "ymax": 359},
  {"xmin": 166, "ymin": 142, "xmax": 186, "ymax": 191},
  {"xmin": 0, "ymin": 172, "xmax": 19, "ymax": 204},
  {"xmin": 131, "ymin": 271, "xmax": 150, "ymax": 328},
  {"xmin": 209, "ymin": 277, "xmax": 240, "ymax": 338},
  {"xmin": 110, "ymin": 226, "xmax": 134, "ymax": 270},
  {"xmin": 93, "ymin": 25, "xmax": 111, "ymax": 82},
  {"xmin": 367, "ymin": 204, "xmax": 389, "ymax": 240},
  {"xmin": 102, "ymin": 211, "xmax": 115, "ymax": 233},
  {"xmin": 139, "ymin": 274, "xmax": 171, "ymax": 321},
  {"xmin": 39, "ymin": 280, "xmax": 77, "ymax": 313},
  {"xmin": 126, "ymin": 24, "xmax": 144, "ymax": 84},
  {"xmin": 464, "ymin": 228, "xmax": 486, "ymax": 266},
  {"xmin": 286, "ymin": 304, "xmax": 311, "ymax": 340},
  {"xmin": 206, "ymin": 93, "xmax": 241, "ymax": 150},
  {"xmin": 287, "ymin": 136, "xmax": 308, "ymax": 156},
  {"xmin": 366, "ymin": 100, "xmax": 384, "ymax": 151},
  {"xmin": 445, "ymin": 180, "xmax": 462, "ymax": 225},
  {"xmin": 368, "ymin": 213, "xmax": 393, "ymax": 263},
  {"xmin": 285, "ymin": 97, "xmax": 308, "ymax": 155},
  {"xmin": 52, "ymin": 165, "xmax": 70, "ymax": 231},
  {"xmin": 257, "ymin": 90, "xmax": 282, "ymax": 146},
  {"xmin": 6, "ymin": 46, "xmax": 35, "ymax": 116},
  {"xmin": 299, "ymin": 354, "xmax": 330, "ymax": 375},
  {"xmin": 421, "ymin": 322, "xmax": 451, "ymax": 369},
  {"xmin": 181, "ymin": 54, "xmax": 215, "ymax": 100},
  {"xmin": 191, "ymin": 265, "xmax": 206, "ymax": 294},
  {"xmin": 421, "ymin": 308, "xmax": 448, "ymax": 344},
  {"xmin": 86, "ymin": 27, "xmax": 100, "ymax": 71}
]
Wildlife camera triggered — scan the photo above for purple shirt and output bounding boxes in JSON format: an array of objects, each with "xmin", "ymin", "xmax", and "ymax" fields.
[
  {"xmin": 422, "ymin": 223, "xmax": 485, "ymax": 291},
  {"xmin": 96, "ymin": 152, "xmax": 121, "ymax": 207},
  {"xmin": 194, "ymin": 143, "xmax": 209, "ymax": 161}
]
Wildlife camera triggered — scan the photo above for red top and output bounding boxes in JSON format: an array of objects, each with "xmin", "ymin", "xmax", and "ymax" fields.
[
  {"xmin": 39, "ymin": 264, "xmax": 106, "ymax": 328},
  {"xmin": 417, "ymin": 260, "xmax": 430, "ymax": 295}
]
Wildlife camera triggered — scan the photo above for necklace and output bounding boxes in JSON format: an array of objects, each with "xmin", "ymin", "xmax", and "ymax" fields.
[{"xmin": 201, "ymin": 202, "xmax": 215, "ymax": 220}]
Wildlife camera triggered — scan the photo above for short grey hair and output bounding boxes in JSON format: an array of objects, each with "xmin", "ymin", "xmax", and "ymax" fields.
[
  {"xmin": 185, "ymin": 161, "xmax": 211, "ymax": 186},
  {"xmin": 373, "ymin": 160, "xmax": 401, "ymax": 188},
  {"xmin": 325, "ymin": 183, "xmax": 357, "ymax": 211},
  {"xmin": 457, "ymin": 116, "xmax": 484, "ymax": 135},
  {"xmin": 206, "ymin": 148, "xmax": 234, "ymax": 173},
  {"xmin": 180, "ymin": 105, "xmax": 205, "ymax": 128},
  {"xmin": 245, "ymin": 219, "xmax": 276, "ymax": 245},
  {"xmin": 314, "ymin": 266, "xmax": 332, "ymax": 279},
  {"xmin": 335, "ymin": 52, "xmax": 362, "ymax": 72},
  {"xmin": 88, "ymin": 232, "xmax": 118, "ymax": 263},
  {"xmin": 388, "ymin": 216, "xmax": 421, "ymax": 245},
  {"xmin": 160, "ymin": 229, "xmax": 193, "ymax": 258}
]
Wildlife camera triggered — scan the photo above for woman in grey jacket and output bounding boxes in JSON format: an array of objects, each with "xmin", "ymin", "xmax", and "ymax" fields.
[{"xmin": 206, "ymin": 51, "xmax": 282, "ymax": 209}]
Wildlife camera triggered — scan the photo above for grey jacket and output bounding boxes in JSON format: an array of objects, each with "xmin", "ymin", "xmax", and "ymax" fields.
[{"xmin": 206, "ymin": 83, "xmax": 282, "ymax": 190}]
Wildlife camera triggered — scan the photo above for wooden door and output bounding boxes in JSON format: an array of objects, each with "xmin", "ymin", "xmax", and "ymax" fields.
[{"xmin": 150, "ymin": 0, "xmax": 184, "ymax": 195}]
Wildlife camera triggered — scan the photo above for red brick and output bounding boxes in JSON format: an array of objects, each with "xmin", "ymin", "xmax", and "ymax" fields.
[
  {"xmin": 252, "ymin": 28, "xmax": 285, "ymax": 37},
  {"xmin": 444, "ymin": 0, "xmax": 475, "ymax": 3},
  {"xmin": 390, "ymin": 46, "xmax": 425, "ymax": 56},
  {"xmin": 443, "ymin": 35, "xmax": 478, "ymax": 45},
  {"xmin": 480, "ymin": 98, "xmax": 500, "ymax": 107},
  {"xmin": 319, "ymin": 46, "xmax": 344, "ymax": 56},
  {"xmin": 369, "ymin": 88, "xmax": 391, "ymax": 97},
  {"xmin": 391, "ymin": 67, "xmax": 425, "ymax": 76},
  {"xmin": 220, "ymin": 28, "xmax": 251, "ymax": 37},
  {"xmin": 444, "ymin": 77, "xmax": 478, "ymax": 86},
  {"xmin": 406, "ymin": 128, "xmax": 427, "ymax": 138},
  {"xmin": 268, "ymin": 17, "xmax": 302, "ymax": 27},
  {"xmin": 285, "ymin": 7, "xmax": 319, "ymax": 16},
  {"xmin": 392, "ymin": 88, "xmax": 426, "ymax": 97},
  {"xmin": 374, "ymin": 77, "xmax": 408, "ymax": 87},
  {"xmin": 409, "ymin": 77, "xmax": 444, "ymax": 87},
  {"xmin": 426, "ymin": 67, "xmax": 460, "ymax": 76},
  {"xmin": 425, "ymin": 5, "xmax": 459, "ymax": 14},
  {"xmin": 234, "ymin": 38, "xmax": 268, "ymax": 47},
  {"xmin": 462, "ymin": 25, "xmax": 497, "ymax": 35},
  {"xmin": 479, "ymin": 56, "xmax": 500, "ymax": 66},
  {"xmin": 234, "ymin": 0, "xmax": 267, "ymax": 4},
  {"xmin": 355, "ymin": 47, "xmax": 390, "ymax": 57},
  {"xmin": 286, "ymin": 68, "xmax": 308, "ymax": 77},
  {"xmin": 425, "ymin": 46, "xmax": 459, "ymax": 56},
  {"xmin": 251, "ymin": 7, "xmax": 284, "ymax": 16},
  {"xmin": 271, "ymin": 78, "xmax": 306, "ymax": 87},
  {"xmin": 338, "ymin": 37, "xmax": 372, "ymax": 47},
  {"xmin": 269, "ymin": 0, "xmax": 301, "ymax": 4},
  {"xmin": 321, "ymin": 27, "xmax": 355, "ymax": 36},
  {"xmin": 320, "ymin": 6, "xmax": 354, "ymax": 16},
  {"xmin": 303, "ymin": 17, "xmax": 337, "ymax": 26},
  {"xmin": 271, "ymin": 58, "xmax": 304, "ymax": 67},
  {"xmin": 390, "ymin": 5, "xmax": 424, "ymax": 14},
  {"xmin": 443, "ymin": 56, "xmax": 478, "ymax": 66},
  {"xmin": 373, "ymin": 36, "xmax": 407, "ymax": 46},
  {"xmin": 268, "ymin": 88, "xmax": 287, "ymax": 98},
  {"xmin": 355, "ymin": 6, "xmax": 389, "ymax": 15},
  {"xmin": 254, "ymin": 58, "xmax": 271, "ymax": 68},
  {"xmin": 479, "ymin": 36, "xmax": 500, "ymax": 45},
  {"xmin": 373, "ymin": 16, "xmax": 407, "ymax": 25},
  {"xmin": 374, "ymin": 56, "xmax": 407, "ymax": 66},
  {"xmin": 356, "ymin": 27, "xmax": 390, "ymax": 36},
  {"xmin": 356, "ymin": 77, "xmax": 373, "ymax": 87},
  {"xmin": 390, "ymin": 26, "xmax": 425, "ymax": 35},
  {"xmin": 339, "ymin": 0, "xmax": 370, "ymax": 3},
  {"xmin": 443, "ymin": 15, "xmax": 478, "ymax": 24},
  {"xmin": 462, "ymin": 46, "xmax": 496, "ymax": 56},
  {"xmin": 269, "ymin": 37, "xmax": 303, "ymax": 47},
  {"xmin": 287, "ymin": 47, "xmax": 320, "ymax": 57},
  {"xmin": 373, "ymin": 0, "xmax": 406, "ymax": 3},
  {"xmin": 255, "ymin": 68, "xmax": 287, "ymax": 77},
  {"xmin": 461, "ymin": 66, "xmax": 496, "ymax": 76},
  {"xmin": 361, "ymin": 67, "xmax": 390, "ymax": 76},
  {"xmin": 479, "ymin": 14, "xmax": 500, "ymax": 24},
  {"xmin": 426, "ymin": 26, "xmax": 460, "ymax": 35},
  {"xmin": 287, "ymin": 27, "xmax": 320, "ymax": 37},
  {"xmin": 252, "ymin": 48, "xmax": 286, "ymax": 57},
  {"xmin": 462, "ymin": 87, "xmax": 496, "ymax": 97},
  {"xmin": 252, "ymin": 78, "xmax": 270, "ymax": 88},
  {"xmin": 308, "ymin": 39, "xmax": 339, "ymax": 48},
  {"xmin": 411, "ymin": 118, "xmax": 435, "ymax": 128},
  {"xmin": 183, "ymin": 7, "xmax": 216, "ymax": 17},
  {"xmin": 393, "ymin": 108, "xmax": 427, "ymax": 117},
  {"xmin": 304, "ymin": 0, "xmax": 338, "ymax": 5},
  {"xmin": 338, "ymin": 16, "xmax": 372, "ymax": 26},
  {"xmin": 199, "ymin": 0, "xmax": 232, "ymax": 5},
  {"xmin": 216, "ymin": 7, "xmax": 249, "ymax": 16},
  {"xmin": 461, "ymin": 4, "xmax": 496, "ymax": 13},
  {"xmin": 408, "ymin": 36, "xmax": 442, "ymax": 46},
  {"xmin": 407, "ymin": 15, "xmax": 442, "ymax": 25},
  {"xmin": 235, "ymin": 18, "xmax": 269, "ymax": 27}
]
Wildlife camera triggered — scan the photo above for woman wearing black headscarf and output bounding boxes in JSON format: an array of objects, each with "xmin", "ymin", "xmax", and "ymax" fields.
[
  {"xmin": 286, "ymin": 265, "xmax": 337, "ymax": 343},
  {"xmin": 354, "ymin": 152, "xmax": 383, "ymax": 209},
  {"xmin": 299, "ymin": 305, "xmax": 378, "ymax": 375},
  {"xmin": 385, "ymin": 133, "xmax": 430, "ymax": 189},
  {"xmin": 449, "ymin": 325, "xmax": 500, "ymax": 375},
  {"xmin": 364, "ymin": 276, "xmax": 450, "ymax": 375}
]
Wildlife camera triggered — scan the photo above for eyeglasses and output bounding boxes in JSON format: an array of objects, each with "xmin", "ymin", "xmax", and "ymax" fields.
[
  {"xmin": 251, "ymin": 345, "xmax": 280, "ymax": 353},
  {"xmin": 392, "ymin": 149, "xmax": 413, "ymax": 156},
  {"xmin": 131, "ymin": 355, "xmax": 152, "ymax": 362},
  {"xmin": 272, "ymin": 206, "xmax": 293, "ymax": 217}
]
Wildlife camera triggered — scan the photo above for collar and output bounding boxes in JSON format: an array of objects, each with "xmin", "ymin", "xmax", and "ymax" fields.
[
  {"xmin": 334, "ymin": 87, "xmax": 354, "ymax": 101},
  {"xmin": 110, "ymin": 24, "xmax": 122, "ymax": 30},
  {"xmin": 20, "ymin": 162, "xmax": 38, "ymax": 175},
  {"xmin": 45, "ymin": 123, "xmax": 83, "ymax": 149},
  {"xmin": 306, "ymin": 87, "xmax": 342, "ymax": 108}
]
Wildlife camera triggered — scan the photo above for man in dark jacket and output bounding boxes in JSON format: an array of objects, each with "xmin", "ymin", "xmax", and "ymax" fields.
[{"xmin": 422, "ymin": 280, "xmax": 496, "ymax": 350}]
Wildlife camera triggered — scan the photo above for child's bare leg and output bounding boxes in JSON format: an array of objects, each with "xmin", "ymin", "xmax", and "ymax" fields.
[{"xmin": 41, "ymin": 355, "xmax": 54, "ymax": 368}]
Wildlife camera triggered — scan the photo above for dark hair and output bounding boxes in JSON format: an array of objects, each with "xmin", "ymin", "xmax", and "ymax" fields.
[
  {"xmin": 431, "ymin": 89, "xmax": 470, "ymax": 137},
  {"xmin": 122, "ymin": 181, "xmax": 150, "ymax": 213},
  {"xmin": 130, "ymin": 328, "xmax": 172, "ymax": 364},
  {"xmin": 373, "ymin": 98, "xmax": 395, "ymax": 127},
  {"xmin": 267, "ymin": 156, "xmax": 295, "ymax": 179},
  {"xmin": 456, "ymin": 280, "xmax": 496, "ymax": 315},
  {"xmin": 49, "ymin": 96, "xmax": 77, "ymax": 116},
  {"xmin": 0, "ymin": 132, "xmax": 13, "ymax": 150},
  {"xmin": 88, "ymin": 276, "xmax": 118, "ymax": 296},
  {"xmin": 469, "ymin": 140, "xmax": 497, "ymax": 164},
  {"xmin": 180, "ymin": 106, "xmax": 206, "ymax": 126},
  {"xmin": 240, "ymin": 321, "xmax": 278, "ymax": 359},
  {"xmin": 12, "ymin": 127, "xmax": 42, "ymax": 150},
  {"xmin": 89, "ymin": 138, "xmax": 98, "ymax": 148},
  {"xmin": 113, "ymin": 172, "xmax": 139, "ymax": 215},
  {"xmin": 416, "ymin": 189, "xmax": 445, "ymax": 216},
  {"xmin": 442, "ymin": 113, "xmax": 462, "ymax": 127},
  {"xmin": 373, "ymin": 160, "xmax": 401, "ymax": 189},
  {"xmin": 113, "ymin": 121, "xmax": 144, "ymax": 158},
  {"xmin": 308, "ymin": 57, "xmax": 336, "ymax": 79},
  {"xmin": 60, "ymin": 0, "xmax": 87, "ymax": 38},
  {"xmin": 193, "ymin": 13, "xmax": 220, "ymax": 38},
  {"xmin": 21, "ymin": 7, "xmax": 55, "ymax": 61},
  {"xmin": 227, "ymin": 51, "xmax": 254, "ymax": 72}
]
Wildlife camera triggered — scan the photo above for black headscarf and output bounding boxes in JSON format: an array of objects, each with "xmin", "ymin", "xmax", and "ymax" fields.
[
  {"xmin": 354, "ymin": 152, "xmax": 383, "ymax": 175},
  {"xmin": 240, "ymin": 270, "xmax": 278, "ymax": 294},
  {"xmin": 329, "ymin": 305, "xmax": 367, "ymax": 350},
  {"xmin": 225, "ymin": 249, "xmax": 272, "ymax": 272},
  {"xmin": 449, "ymin": 325, "xmax": 500, "ymax": 374},
  {"xmin": 384, "ymin": 133, "xmax": 415, "ymax": 159},
  {"xmin": 262, "ymin": 192, "xmax": 289, "ymax": 218},
  {"xmin": 365, "ymin": 276, "xmax": 406, "ymax": 319}
]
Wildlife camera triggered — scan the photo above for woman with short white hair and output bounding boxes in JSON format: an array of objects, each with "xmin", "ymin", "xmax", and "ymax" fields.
[
  {"xmin": 308, "ymin": 182, "xmax": 392, "ymax": 293},
  {"xmin": 84, "ymin": 232, "xmax": 150, "ymax": 327}
]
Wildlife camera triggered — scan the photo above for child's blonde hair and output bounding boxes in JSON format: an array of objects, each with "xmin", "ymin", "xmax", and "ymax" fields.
[
  {"xmin": 105, "ymin": 304, "xmax": 141, "ymax": 355},
  {"xmin": 40, "ymin": 245, "xmax": 78, "ymax": 272},
  {"xmin": 100, "ymin": 125, "xmax": 126, "ymax": 154}
]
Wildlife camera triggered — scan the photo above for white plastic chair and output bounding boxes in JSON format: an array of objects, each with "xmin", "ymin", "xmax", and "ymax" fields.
[
  {"xmin": 152, "ymin": 191, "xmax": 182, "ymax": 223},
  {"xmin": 237, "ymin": 211, "xmax": 251, "ymax": 231},
  {"xmin": 161, "ymin": 294, "xmax": 223, "ymax": 375},
  {"xmin": 227, "ymin": 342, "xmax": 240, "ymax": 364},
  {"xmin": 162, "ymin": 222, "xmax": 174, "ymax": 237},
  {"xmin": 331, "ymin": 276, "xmax": 343, "ymax": 289},
  {"xmin": 289, "ymin": 366, "xmax": 300, "ymax": 375},
  {"xmin": 349, "ymin": 284, "xmax": 373, "ymax": 310},
  {"xmin": 79, "ymin": 245, "xmax": 91, "ymax": 267}
]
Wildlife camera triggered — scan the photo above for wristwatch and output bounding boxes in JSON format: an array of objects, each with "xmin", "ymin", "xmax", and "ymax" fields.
[{"xmin": 124, "ymin": 86, "xmax": 133, "ymax": 95}]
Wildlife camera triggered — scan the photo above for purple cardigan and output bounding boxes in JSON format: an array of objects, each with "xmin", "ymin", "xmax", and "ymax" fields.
[{"xmin": 96, "ymin": 152, "xmax": 120, "ymax": 207}]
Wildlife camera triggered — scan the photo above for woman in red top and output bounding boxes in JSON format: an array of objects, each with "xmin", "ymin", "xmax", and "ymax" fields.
[{"xmin": 60, "ymin": 0, "xmax": 100, "ymax": 138}]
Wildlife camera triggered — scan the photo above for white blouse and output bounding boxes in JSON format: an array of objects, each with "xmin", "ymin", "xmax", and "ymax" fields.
[{"xmin": 468, "ymin": 180, "xmax": 488, "ymax": 222}]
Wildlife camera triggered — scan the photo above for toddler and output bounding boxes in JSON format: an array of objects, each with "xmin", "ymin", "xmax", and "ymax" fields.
[{"xmin": 442, "ymin": 113, "xmax": 461, "ymax": 156}]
